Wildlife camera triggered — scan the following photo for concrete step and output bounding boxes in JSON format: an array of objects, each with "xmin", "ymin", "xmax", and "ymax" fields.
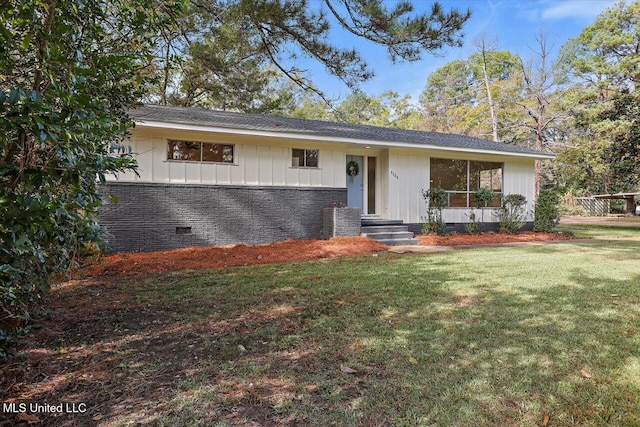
[
  {"xmin": 361, "ymin": 225, "xmax": 410, "ymax": 234},
  {"xmin": 361, "ymin": 231, "xmax": 414, "ymax": 240},
  {"xmin": 361, "ymin": 218, "xmax": 404, "ymax": 226},
  {"xmin": 376, "ymin": 238, "xmax": 419, "ymax": 246},
  {"xmin": 360, "ymin": 221, "xmax": 417, "ymax": 246}
]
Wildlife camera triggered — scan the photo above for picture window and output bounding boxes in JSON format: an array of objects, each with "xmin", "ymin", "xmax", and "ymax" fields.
[{"xmin": 167, "ymin": 140, "xmax": 234, "ymax": 163}]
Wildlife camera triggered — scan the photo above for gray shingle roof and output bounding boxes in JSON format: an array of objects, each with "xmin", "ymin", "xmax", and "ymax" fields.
[{"xmin": 130, "ymin": 104, "xmax": 551, "ymax": 158}]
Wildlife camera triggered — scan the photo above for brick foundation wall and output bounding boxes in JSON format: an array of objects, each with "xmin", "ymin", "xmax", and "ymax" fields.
[{"xmin": 99, "ymin": 182, "xmax": 347, "ymax": 252}]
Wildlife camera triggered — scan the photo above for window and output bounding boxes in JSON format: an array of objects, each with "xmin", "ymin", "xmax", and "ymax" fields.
[
  {"xmin": 430, "ymin": 158, "xmax": 503, "ymax": 207},
  {"xmin": 167, "ymin": 140, "xmax": 234, "ymax": 163},
  {"xmin": 292, "ymin": 148, "xmax": 319, "ymax": 168}
]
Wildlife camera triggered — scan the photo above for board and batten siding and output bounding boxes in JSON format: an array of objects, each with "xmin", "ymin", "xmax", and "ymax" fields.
[
  {"xmin": 385, "ymin": 148, "xmax": 536, "ymax": 224},
  {"xmin": 108, "ymin": 129, "xmax": 347, "ymax": 188}
]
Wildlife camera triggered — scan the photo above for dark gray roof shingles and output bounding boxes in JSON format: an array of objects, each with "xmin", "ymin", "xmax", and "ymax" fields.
[{"xmin": 130, "ymin": 104, "xmax": 549, "ymax": 157}]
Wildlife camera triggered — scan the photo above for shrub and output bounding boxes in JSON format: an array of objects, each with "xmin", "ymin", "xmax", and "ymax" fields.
[
  {"xmin": 421, "ymin": 188, "xmax": 447, "ymax": 235},
  {"xmin": 468, "ymin": 187, "xmax": 496, "ymax": 232},
  {"xmin": 534, "ymin": 189, "xmax": 560, "ymax": 232},
  {"xmin": 464, "ymin": 212, "xmax": 482, "ymax": 234},
  {"xmin": 495, "ymin": 194, "xmax": 527, "ymax": 233}
]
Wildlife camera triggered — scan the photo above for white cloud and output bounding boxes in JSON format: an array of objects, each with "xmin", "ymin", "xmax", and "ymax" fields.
[{"xmin": 539, "ymin": 0, "xmax": 617, "ymax": 20}]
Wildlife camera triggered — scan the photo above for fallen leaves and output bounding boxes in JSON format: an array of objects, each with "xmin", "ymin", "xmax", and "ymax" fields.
[
  {"xmin": 580, "ymin": 369, "xmax": 593, "ymax": 379},
  {"xmin": 340, "ymin": 364, "xmax": 357, "ymax": 374}
]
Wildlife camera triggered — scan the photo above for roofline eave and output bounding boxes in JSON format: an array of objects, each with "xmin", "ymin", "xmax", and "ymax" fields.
[{"xmin": 133, "ymin": 120, "xmax": 555, "ymax": 160}]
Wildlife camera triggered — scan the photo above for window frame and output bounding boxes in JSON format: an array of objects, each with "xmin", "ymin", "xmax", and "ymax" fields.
[
  {"xmin": 166, "ymin": 139, "xmax": 235, "ymax": 164},
  {"xmin": 291, "ymin": 148, "xmax": 320, "ymax": 168},
  {"xmin": 430, "ymin": 158, "xmax": 504, "ymax": 208}
]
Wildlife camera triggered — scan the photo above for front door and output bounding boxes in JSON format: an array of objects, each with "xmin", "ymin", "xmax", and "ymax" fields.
[{"xmin": 346, "ymin": 155, "xmax": 363, "ymax": 211}]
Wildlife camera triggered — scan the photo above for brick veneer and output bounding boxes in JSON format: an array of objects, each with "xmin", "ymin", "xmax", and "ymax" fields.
[{"xmin": 99, "ymin": 182, "xmax": 347, "ymax": 252}]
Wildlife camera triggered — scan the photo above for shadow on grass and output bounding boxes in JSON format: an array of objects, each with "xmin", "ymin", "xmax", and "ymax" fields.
[{"xmin": 1, "ymin": 247, "xmax": 639, "ymax": 426}]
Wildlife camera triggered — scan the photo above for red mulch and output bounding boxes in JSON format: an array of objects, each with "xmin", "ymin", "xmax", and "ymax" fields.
[
  {"xmin": 75, "ymin": 236, "xmax": 389, "ymax": 278},
  {"xmin": 74, "ymin": 232, "xmax": 574, "ymax": 278},
  {"xmin": 417, "ymin": 231, "xmax": 574, "ymax": 246}
]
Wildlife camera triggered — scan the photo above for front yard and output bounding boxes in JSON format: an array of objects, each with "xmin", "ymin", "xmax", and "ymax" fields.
[{"xmin": 1, "ymin": 224, "xmax": 639, "ymax": 426}]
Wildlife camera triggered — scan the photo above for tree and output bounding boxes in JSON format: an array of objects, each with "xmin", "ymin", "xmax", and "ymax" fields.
[
  {"xmin": 0, "ymin": 0, "xmax": 179, "ymax": 356},
  {"xmin": 555, "ymin": 0, "xmax": 639, "ymax": 194},
  {"xmin": 1, "ymin": 0, "xmax": 472, "ymax": 354},
  {"xmin": 153, "ymin": 0, "xmax": 472, "ymax": 108},
  {"xmin": 516, "ymin": 29, "xmax": 569, "ymax": 198},
  {"xmin": 418, "ymin": 48, "xmax": 521, "ymax": 140},
  {"xmin": 333, "ymin": 90, "xmax": 421, "ymax": 128},
  {"xmin": 598, "ymin": 90, "xmax": 640, "ymax": 192},
  {"xmin": 473, "ymin": 36, "xmax": 500, "ymax": 142}
]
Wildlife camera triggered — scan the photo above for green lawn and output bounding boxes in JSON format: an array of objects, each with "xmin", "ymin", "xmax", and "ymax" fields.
[{"xmin": 8, "ymin": 225, "xmax": 640, "ymax": 426}]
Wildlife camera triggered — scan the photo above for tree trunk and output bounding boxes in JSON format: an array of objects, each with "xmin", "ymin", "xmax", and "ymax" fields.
[{"xmin": 481, "ymin": 48, "xmax": 499, "ymax": 142}]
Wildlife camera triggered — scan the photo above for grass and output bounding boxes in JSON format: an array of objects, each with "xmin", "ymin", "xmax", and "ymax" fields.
[
  {"xmin": 6, "ymin": 224, "xmax": 640, "ymax": 426},
  {"xmin": 557, "ymin": 223, "xmax": 640, "ymax": 238}
]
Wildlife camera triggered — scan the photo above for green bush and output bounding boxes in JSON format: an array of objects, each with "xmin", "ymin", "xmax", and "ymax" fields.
[
  {"xmin": 534, "ymin": 189, "xmax": 560, "ymax": 232},
  {"xmin": 421, "ymin": 187, "xmax": 447, "ymax": 235},
  {"xmin": 464, "ymin": 212, "xmax": 482, "ymax": 234},
  {"xmin": 0, "ymin": 0, "xmax": 175, "ymax": 358},
  {"xmin": 495, "ymin": 194, "xmax": 527, "ymax": 233},
  {"xmin": 468, "ymin": 187, "xmax": 496, "ymax": 232}
]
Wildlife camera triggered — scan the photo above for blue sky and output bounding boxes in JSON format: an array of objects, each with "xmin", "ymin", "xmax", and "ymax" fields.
[{"xmin": 303, "ymin": 0, "xmax": 618, "ymax": 102}]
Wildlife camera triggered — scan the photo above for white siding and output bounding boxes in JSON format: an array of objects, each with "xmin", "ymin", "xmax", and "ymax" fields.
[
  {"xmin": 503, "ymin": 159, "xmax": 536, "ymax": 221},
  {"xmin": 108, "ymin": 130, "xmax": 346, "ymax": 188},
  {"xmin": 384, "ymin": 151, "xmax": 536, "ymax": 223},
  {"xmin": 388, "ymin": 149, "xmax": 429, "ymax": 223},
  {"xmin": 110, "ymin": 127, "xmax": 539, "ymax": 223}
]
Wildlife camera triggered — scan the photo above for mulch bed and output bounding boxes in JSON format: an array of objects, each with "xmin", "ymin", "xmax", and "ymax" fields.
[
  {"xmin": 73, "ymin": 232, "xmax": 574, "ymax": 278},
  {"xmin": 416, "ymin": 230, "xmax": 575, "ymax": 246},
  {"xmin": 74, "ymin": 236, "xmax": 389, "ymax": 278}
]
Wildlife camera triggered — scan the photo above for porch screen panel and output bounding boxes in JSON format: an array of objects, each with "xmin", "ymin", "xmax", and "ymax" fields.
[
  {"xmin": 470, "ymin": 161, "xmax": 503, "ymax": 207},
  {"xmin": 430, "ymin": 158, "xmax": 468, "ymax": 207},
  {"xmin": 431, "ymin": 158, "xmax": 503, "ymax": 208}
]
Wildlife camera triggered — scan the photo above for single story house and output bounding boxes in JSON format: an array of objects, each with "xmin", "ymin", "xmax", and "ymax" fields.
[{"xmin": 99, "ymin": 105, "xmax": 553, "ymax": 252}]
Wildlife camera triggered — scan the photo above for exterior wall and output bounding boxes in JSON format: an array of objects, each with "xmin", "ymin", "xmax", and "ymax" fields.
[
  {"xmin": 111, "ymin": 128, "xmax": 347, "ymax": 188},
  {"xmin": 385, "ymin": 148, "xmax": 537, "ymax": 223},
  {"xmin": 101, "ymin": 125, "xmax": 542, "ymax": 252},
  {"xmin": 99, "ymin": 182, "xmax": 346, "ymax": 252}
]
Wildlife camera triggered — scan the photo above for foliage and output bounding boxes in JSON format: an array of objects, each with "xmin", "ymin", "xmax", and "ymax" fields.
[
  {"xmin": 421, "ymin": 187, "xmax": 447, "ymax": 235},
  {"xmin": 334, "ymin": 90, "xmax": 422, "ymax": 128},
  {"xmin": 534, "ymin": 189, "xmax": 560, "ymax": 232},
  {"xmin": 463, "ymin": 212, "xmax": 482, "ymax": 234},
  {"xmin": 418, "ymin": 49, "xmax": 523, "ymax": 140},
  {"xmin": 555, "ymin": 1, "xmax": 639, "ymax": 195},
  {"xmin": 153, "ymin": 0, "xmax": 471, "ymax": 109},
  {"xmin": 464, "ymin": 187, "xmax": 496, "ymax": 233},
  {"xmin": 494, "ymin": 194, "xmax": 527, "ymax": 233},
  {"xmin": 0, "ymin": 0, "xmax": 177, "ymax": 357},
  {"xmin": 601, "ymin": 91, "xmax": 640, "ymax": 192}
]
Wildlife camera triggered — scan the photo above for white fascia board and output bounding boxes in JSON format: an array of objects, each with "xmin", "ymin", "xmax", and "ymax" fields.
[{"xmin": 135, "ymin": 120, "xmax": 555, "ymax": 160}]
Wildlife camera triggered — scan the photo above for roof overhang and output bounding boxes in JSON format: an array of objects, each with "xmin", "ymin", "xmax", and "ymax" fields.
[
  {"xmin": 134, "ymin": 120, "xmax": 555, "ymax": 160},
  {"xmin": 593, "ymin": 192, "xmax": 640, "ymax": 200}
]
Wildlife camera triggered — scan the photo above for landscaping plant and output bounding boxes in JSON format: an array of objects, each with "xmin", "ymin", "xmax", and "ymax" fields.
[
  {"xmin": 495, "ymin": 193, "xmax": 527, "ymax": 233},
  {"xmin": 0, "ymin": 0, "xmax": 178, "ymax": 358},
  {"xmin": 466, "ymin": 187, "xmax": 496, "ymax": 233},
  {"xmin": 421, "ymin": 187, "xmax": 447, "ymax": 235},
  {"xmin": 534, "ymin": 189, "xmax": 560, "ymax": 232}
]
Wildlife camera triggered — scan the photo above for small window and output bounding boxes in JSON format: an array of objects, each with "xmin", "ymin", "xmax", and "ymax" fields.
[
  {"xmin": 292, "ymin": 148, "xmax": 319, "ymax": 168},
  {"xmin": 168, "ymin": 140, "xmax": 234, "ymax": 163}
]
